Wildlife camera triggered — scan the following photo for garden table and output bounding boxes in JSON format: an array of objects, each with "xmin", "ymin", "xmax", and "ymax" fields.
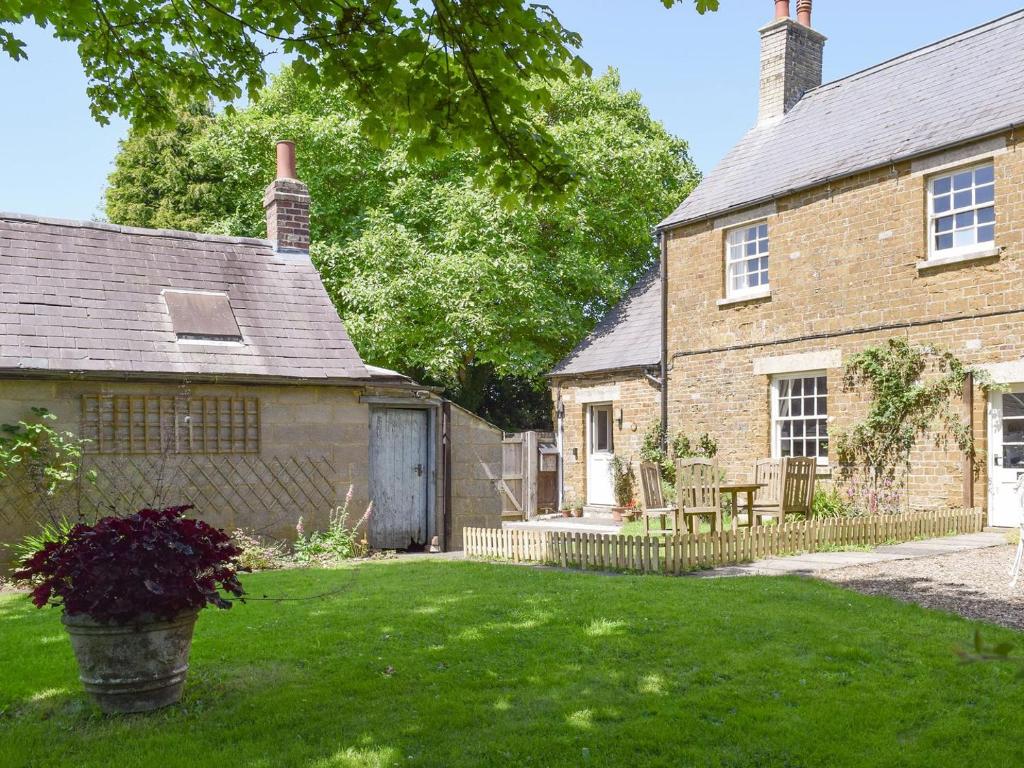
[{"xmin": 720, "ymin": 482, "xmax": 765, "ymax": 532}]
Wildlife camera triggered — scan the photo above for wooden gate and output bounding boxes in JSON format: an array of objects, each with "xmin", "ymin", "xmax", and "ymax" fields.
[{"xmin": 499, "ymin": 431, "xmax": 556, "ymax": 520}]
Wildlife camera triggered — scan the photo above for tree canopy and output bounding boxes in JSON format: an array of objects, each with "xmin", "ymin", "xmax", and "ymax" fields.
[
  {"xmin": 106, "ymin": 68, "xmax": 699, "ymax": 428},
  {"xmin": 4, "ymin": 0, "xmax": 717, "ymax": 196}
]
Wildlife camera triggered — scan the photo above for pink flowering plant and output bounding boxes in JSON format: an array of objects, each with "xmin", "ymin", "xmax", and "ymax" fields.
[{"xmin": 294, "ymin": 485, "xmax": 372, "ymax": 563}]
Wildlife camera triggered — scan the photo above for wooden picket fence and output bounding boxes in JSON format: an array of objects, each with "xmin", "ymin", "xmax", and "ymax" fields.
[{"xmin": 463, "ymin": 508, "xmax": 985, "ymax": 575}]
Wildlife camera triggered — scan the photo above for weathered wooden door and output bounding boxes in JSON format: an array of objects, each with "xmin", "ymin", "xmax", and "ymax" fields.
[{"xmin": 369, "ymin": 408, "xmax": 430, "ymax": 549}]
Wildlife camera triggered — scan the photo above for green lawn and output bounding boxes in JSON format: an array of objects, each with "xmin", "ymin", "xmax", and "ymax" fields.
[
  {"xmin": 2, "ymin": 561, "xmax": 1023, "ymax": 767},
  {"xmin": 619, "ymin": 514, "xmax": 732, "ymax": 537}
]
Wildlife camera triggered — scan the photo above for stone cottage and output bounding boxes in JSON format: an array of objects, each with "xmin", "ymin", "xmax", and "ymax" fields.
[
  {"xmin": 552, "ymin": 2, "xmax": 1024, "ymax": 526},
  {"xmin": 0, "ymin": 141, "xmax": 502, "ymax": 558},
  {"xmin": 548, "ymin": 266, "xmax": 662, "ymax": 512}
]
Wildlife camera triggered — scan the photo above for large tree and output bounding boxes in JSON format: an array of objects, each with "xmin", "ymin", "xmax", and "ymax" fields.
[
  {"xmin": 106, "ymin": 68, "xmax": 699, "ymax": 428},
  {"xmin": 4, "ymin": 0, "xmax": 717, "ymax": 197}
]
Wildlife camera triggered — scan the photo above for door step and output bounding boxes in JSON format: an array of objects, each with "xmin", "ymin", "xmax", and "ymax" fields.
[{"xmin": 582, "ymin": 504, "xmax": 615, "ymax": 519}]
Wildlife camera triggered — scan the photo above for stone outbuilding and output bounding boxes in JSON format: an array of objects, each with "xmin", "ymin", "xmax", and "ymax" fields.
[{"xmin": 0, "ymin": 142, "xmax": 503, "ymax": 559}]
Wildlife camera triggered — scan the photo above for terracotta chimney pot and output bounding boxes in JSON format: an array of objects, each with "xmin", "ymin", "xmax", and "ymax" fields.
[
  {"xmin": 796, "ymin": 0, "xmax": 812, "ymax": 26},
  {"xmin": 775, "ymin": 0, "xmax": 791, "ymax": 19},
  {"xmin": 275, "ymin": 140, "xmax": 297, "ymax": 180}
]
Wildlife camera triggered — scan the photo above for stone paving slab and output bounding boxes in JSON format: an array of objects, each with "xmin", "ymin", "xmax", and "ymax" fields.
[{"xmin": 503, "ymin": 517, "xmax": 622, "ymax": 535}]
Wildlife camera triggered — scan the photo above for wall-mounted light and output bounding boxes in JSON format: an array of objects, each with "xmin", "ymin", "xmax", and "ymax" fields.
[{"xmin": 615, "ymin": 407, "xmax": 623, "ymax": 427}]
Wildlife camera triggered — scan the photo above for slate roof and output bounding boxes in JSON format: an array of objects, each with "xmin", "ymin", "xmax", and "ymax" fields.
[
  {"xmin": 549, "ymin": 265, "xmax": 660, "ymax": 377},
  {"xmin": 660, "ymin": 10, "xmax": 1024, "ymax": 229},
  {"xmin": 0, "ymin": 213, "xmax": 368, "ymax": 380}
]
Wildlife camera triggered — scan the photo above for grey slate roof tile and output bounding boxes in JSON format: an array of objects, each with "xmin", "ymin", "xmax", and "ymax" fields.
[
  {"xmin": 661, "ymin": 10, "xmax": 1024, "ymax": 228},
  {"xmin": 550, "ymin": 265, "xmax": 661, "ymax": 377},
  {"xmin": 0, "ymin": 213, "xmax": 368, "ymax": 380}
]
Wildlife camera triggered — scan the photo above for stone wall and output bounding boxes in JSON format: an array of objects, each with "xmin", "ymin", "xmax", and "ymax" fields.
[
  {"xmin": 0, "ymin": 378, "xmax": 368, "ymax": 551},
  {"xmin": 551, "ymin": 372, "xmax": 661, "ymax": 508},
  {"xmin": 663, "ymin": 132, "xmax": 1024, "ymax": 513},
  {"xmin": 448, "ymin": 404, "xmax": 503, "ymax": 549}
]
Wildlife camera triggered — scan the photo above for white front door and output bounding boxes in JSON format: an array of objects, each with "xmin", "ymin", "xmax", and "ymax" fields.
[
  {"xmin": 988, "ymin": 388, "xmax": 1024, "ymax": 527},
  {"xmin": 586, "ymin": 404, "xmax": 615, "ymax": 506}
]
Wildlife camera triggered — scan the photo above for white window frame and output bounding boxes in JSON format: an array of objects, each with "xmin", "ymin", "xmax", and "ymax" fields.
[
  {"xmin": 926, "ymin": 161, "xmax": 995, "ymax": 261},
  {"xmin": 724, "ymin": 221, "xmax": 769, "ymax": 299},
  {"xmin": 770, "ymin": 371, "xmax": 829, "ymax": 467}
]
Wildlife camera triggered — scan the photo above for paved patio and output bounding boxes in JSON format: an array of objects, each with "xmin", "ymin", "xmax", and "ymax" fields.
[
  {"xmin": 503, "ymin": 515, "xmax": 622, "ymax": 535},
  {"xmin": 692, "ymin": 532, "xmax": 1007, "ymax": 577}
]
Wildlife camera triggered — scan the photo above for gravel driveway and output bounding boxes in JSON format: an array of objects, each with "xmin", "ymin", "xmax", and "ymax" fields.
[{"xmin": 819, "ymin": 543, "xmax": 1024, "ymax": 630}]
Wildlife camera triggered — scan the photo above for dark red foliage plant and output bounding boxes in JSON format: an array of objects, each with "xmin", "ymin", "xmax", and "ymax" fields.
[{"xmin": 14, "ymin": 505, "xmax": 245, "ymax": 623}]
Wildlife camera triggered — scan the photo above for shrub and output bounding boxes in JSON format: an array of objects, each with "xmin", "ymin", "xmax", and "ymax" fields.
[
  {"xmin": 13, "ymin": 505, "xmax": 244, "ymax": 622},
  {"xmin": 231, "ymin": 529, "xmax": 289, "ymax": 571},
  {"xmin": 0, "ymin": 407, "xmax": 96, "ymax": 522},
  {"xmin": 811, "ymin": 486, "xmax": 853, "ymax": 518},
  {"xmin": 610, "ymin": 455, "xmax": 637, "ymax": 508},
  {"xmin": 640, "ymin": 423, "xmax": 718, "ymax": 486},
  {"xmin": 294, "ymin": 486, "xmax": 372, "ymax": 563}
]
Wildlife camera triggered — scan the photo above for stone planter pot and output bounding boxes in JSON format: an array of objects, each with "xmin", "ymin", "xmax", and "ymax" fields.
[
  {"xmin": 61, "ymin": 609, "xmax": 200, "ymax": 714},
  {"xmin": 611, "ymin": 506, "xmax": 626, "ymax": 523}
]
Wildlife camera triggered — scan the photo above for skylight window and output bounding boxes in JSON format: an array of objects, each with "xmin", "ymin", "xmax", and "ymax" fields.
[{"xmin": 162, "ymin": 290, "xmax": 242, "ymax": 343}]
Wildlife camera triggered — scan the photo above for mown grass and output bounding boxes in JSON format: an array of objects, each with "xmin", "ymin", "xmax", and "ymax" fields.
[
  {"xmin": 1, "ymin": 561, "xmax": 1022, "ymax": 767},
  {"xmin": 618, "ymin": 513, "xmax": 734, "ymax": 537}
]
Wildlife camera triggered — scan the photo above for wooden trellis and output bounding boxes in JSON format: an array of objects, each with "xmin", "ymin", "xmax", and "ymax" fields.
[{"xmin": 0, "ymin": 454, "xmax": 341, "ymax": 536}]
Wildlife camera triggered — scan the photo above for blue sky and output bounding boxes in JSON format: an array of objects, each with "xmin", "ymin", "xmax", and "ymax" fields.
[{"xmin": 1, "ymin": 1, "xmax": 1021, "ymax": 220}]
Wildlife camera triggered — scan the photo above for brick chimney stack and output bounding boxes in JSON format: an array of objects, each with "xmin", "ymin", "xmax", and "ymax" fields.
[
  {"xmin": 757, "ymin": 0, "xmax": 826, "ymax": 126},
  {"xmin": 263, "ymin": 140, "xmax": 310, "ymax": 254}
]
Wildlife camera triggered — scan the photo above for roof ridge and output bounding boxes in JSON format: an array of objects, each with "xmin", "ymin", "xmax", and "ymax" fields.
[
  {"xmin": 805, "ymin": 8, "xmax": 1024, "ymax": 100},
  {"xmin": 0, "ymin": 211, "xmax": 272, "ymax": 248}
]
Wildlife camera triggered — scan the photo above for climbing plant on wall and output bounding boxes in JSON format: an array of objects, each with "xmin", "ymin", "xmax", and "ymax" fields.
[
  {"xmin": 833, "ymin": 338, "xmax": 990, "ymax": 514},
  {"xmin": 640, "ymin": 422, "xmax": 718, "ymax": 486}
]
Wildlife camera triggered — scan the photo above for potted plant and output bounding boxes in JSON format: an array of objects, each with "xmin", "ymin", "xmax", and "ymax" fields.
[
  {"xmin": 621, "ymin": 499, "xmax": 641, "ymax": 522},
  {"xmin": 610, "ymin": 456, "xmax": 637, "ymax": 523},
  {"xmin": 14, "ymin": 504, "xmax": 244, "ymax": 714}
]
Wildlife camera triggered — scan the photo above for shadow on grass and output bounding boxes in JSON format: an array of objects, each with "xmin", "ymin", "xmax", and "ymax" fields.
[{"xmin": 2, "ymin": 561, "xmax": 1023, "ymax": 767}]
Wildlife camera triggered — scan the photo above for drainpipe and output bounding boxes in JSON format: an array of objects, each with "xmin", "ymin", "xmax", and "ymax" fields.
[
  {"xmin": 555, "ymin": 381, "xmax": 564, "ymax": 510},
  {"xmin": 962, "ymin": 372, "xmax": 974, "ymax": 509},
  {"xmin": 659, "ymin": 230, "xmax": 669, "ymax": 449}
]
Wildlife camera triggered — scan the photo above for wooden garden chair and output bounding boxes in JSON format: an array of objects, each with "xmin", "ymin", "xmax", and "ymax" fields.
[
  {"xmin": 751, "ymin": 457, "xmax": 815, "ymax": 525},
  {"xmin": 676, "ymin": 457, "xmax": 722, "ymax": 533},
  {"xmin": 638, "ymin": 461, "xmax": 679, "ymax": 535},
  {"xmin": 740, "ymin": 458, "xmax": 781, "ymax": 528}
]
